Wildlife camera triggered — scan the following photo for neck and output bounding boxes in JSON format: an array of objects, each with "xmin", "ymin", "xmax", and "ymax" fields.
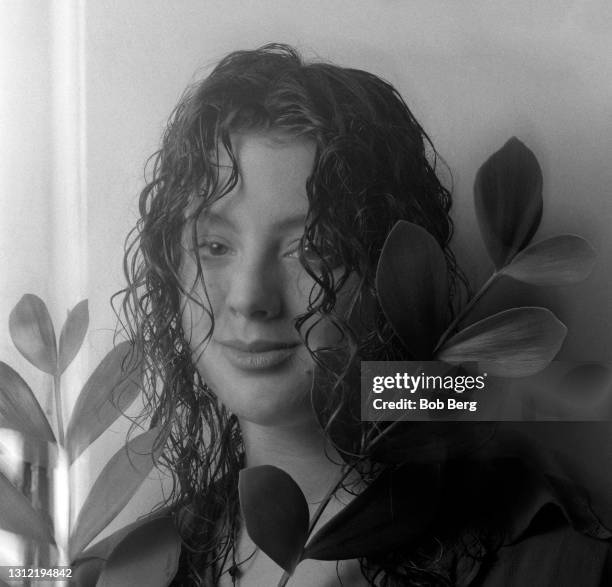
[{"xmin": 239, "ymin": 416, "xmax": 345, "ymax": 508}]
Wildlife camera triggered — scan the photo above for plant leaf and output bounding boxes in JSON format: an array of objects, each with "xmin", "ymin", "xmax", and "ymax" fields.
[
  {"xmin": 239, "ymin": 465, "xmax": 309, "ymax": 574},
  {"xmin": 66, "ymin": 341, "xmax": 141, "ymax": 463},
  {"xmin": 474, "ymin": 137, "xmax": 543, "ymax": 268},
  {"xmin": 375, "ymin": 221, "xmax": 449, "ymax": 358},
  {"xmin": 437, "ymin": 307, "xmax": 566, "ymax": 376},
  {"xmin": 0, "ymin": 470, "xmax": 55, "ymax": 544},
  {"xmin": 58, "ymin": 300, "xmax": 89, "ymax": 373},
  {"xmin": 70, "ymin": 557, "xmax": 106, "ymax": 587},
  {"xmin": 500, "ymin": 235, "xmax": 596, "ymax": 286},
  {"xmin": 9, "ymin": 294, "xmax": 58, "ymax": 374},
  {"xmin": 304, "ymin": 465, "xmax": 439, "ymax": 560},
  {"xmin": 71, "ymin": 510, "xmax": 176, "ymax": 585},
  {"xmin": 95, "ymin": 517, "xmax": 181, "ymax": 587},
  {"xmin": 69, "ymin": 427, "xmax": 162, "ymax": 560},
  {"xmin": 73, "ymin": 507, "xmax": 175, "ymax": 563},
  {"xmin": 0, "ymin": 362, "xmax": 55, "ymax": 442}
]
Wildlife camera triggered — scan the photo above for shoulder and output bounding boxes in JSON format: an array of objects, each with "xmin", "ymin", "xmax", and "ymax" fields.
[{"xmin": 470, "ymin": 516, "xmax": 612, "ymax": 587}]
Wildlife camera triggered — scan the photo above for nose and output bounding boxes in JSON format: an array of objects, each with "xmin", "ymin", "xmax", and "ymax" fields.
[{"xmin": 225, "ymin": 256, "xmax": 282, "ymax": 320}]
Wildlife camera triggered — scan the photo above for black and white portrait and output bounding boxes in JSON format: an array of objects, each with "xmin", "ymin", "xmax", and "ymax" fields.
[{"xmin": 1, "ymin": 2, "xmax": 611, "ymax": 586}]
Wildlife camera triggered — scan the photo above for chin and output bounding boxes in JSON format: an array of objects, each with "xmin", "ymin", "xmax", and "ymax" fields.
[
  {"xmin": 198, "ymin": 353, "xmax": 316, "ymax": 427},
  {"xmin": 239, "ymin": 404, "xmax": 315, "ymax": 428},
  {"xmin": 217, "ymin": 384, "xmax": 315, "ymax": 427}
]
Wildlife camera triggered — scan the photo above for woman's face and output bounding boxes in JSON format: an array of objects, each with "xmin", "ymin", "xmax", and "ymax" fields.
[{"xmin": 180, "ymin": 132, "xmax": 351, "ymax": 427}]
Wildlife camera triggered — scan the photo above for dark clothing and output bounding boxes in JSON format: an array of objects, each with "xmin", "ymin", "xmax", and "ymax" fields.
[
  {"xmin": 473, "ymin": 521, "xmax": 612, "ymax": 586},
  {"xmin": 172, "ymin": 424, "xmax": 612, "ymax": 586}
]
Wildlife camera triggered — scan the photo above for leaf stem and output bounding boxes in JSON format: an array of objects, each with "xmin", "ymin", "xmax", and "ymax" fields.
[
  {"xmin": 53, "ymin": 374, "xmax": 65, "ymax": 446},
  {"xmin": 309, "ymin": 463, "xmax": 356, "ymax": 536},
  {"xmin": 433, "ymin": 271, "xmax": 499, "ymax": 354},
  {"xmin": 275, "ymin": 462, "xmax": 359, "ymax": 587},
  {"xmin": 365, "ymin": 418, "xmax": 404, "ymax": 451}
]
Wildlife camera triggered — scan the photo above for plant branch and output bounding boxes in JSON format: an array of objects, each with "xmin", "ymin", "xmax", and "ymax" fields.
[
  {"xmin": 310, "ymin": 463, "xmax": 357, "ymax": 536},
  {"xmin": 433, "ymin": 271, "xmax": 500, "ymax": 354},
  {"xmin": 274, "ymin": 270, "xmax": 502, "ymax": 587},
  {"xmin": 365, "ymin": 418, "xmax": 404, "ymax": 452},
  {"xmin": 360, "ymin": 273, "xmax": 504, "ymax": 479},
  {"xmin": 53, "ymin": 373, "xmax": 65, "ymax": 446}
]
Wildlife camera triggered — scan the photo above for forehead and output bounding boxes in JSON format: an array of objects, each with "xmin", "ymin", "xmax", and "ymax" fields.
[{"xmin": 201, "ymin": 132, "xmax": 316, "ymax": 231}]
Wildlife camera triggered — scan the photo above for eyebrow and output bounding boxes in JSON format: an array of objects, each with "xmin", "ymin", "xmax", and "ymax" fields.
[
  {"xmin": 198, "ymin": 211, "xmax": 235, "ymax": 230},
  {"xmin": 199, "ymin": 210, "xmax": 307, "ymax": 231}
]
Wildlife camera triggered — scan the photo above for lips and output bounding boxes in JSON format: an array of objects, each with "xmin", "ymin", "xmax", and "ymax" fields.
[
  {"xmin": 219, "ymin": 339, "xmax": 300, "ymax": 353},
  {"xmin": 217, "ymin": 339, "xmax": 301, "ymax": 371}
]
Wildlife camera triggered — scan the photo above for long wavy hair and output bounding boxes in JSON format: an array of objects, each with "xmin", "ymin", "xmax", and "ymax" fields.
[{"xmin": 118, "ymin": 44, "xmax": 467, "ymax": 585}]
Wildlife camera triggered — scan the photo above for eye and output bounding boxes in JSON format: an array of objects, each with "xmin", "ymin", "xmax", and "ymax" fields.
[
  {"xmin": 286, "ymin": 241, "xmax": 315, "ymax": 261},
  {"xmin": 285, "ymin": 240, "xmax": 342, "ymax": 269},
  {"xmin": 198, "ymin": 239, "xmax": 232, "ymax": 258}
]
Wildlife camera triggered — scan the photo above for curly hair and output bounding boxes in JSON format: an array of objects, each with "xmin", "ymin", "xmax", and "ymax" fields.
[{"xmin": 117, "ymin": 43, "xmax": 466, "ymax": 585}]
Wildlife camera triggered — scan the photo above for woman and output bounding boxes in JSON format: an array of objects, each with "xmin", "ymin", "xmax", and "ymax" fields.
[{"xmin": 121, "ymin": 44, "xmax": 611, "ymax": 585}]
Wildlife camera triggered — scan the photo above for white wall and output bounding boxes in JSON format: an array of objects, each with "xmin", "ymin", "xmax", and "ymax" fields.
[
  {"xmin": 0, "ymin": 1, "xmax": 53, "ymax": 397},
  {"xmin": 85, "ymin": 0, "xmax": 612, "ymax": 360},
  {"xmin": 2, "ymin": 0, "xmax": 612, "ymax": 548}
]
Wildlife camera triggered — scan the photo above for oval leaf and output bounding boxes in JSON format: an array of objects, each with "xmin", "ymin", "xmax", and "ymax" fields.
[
  {"xmin": 0, "ymin": 362, "xmax": 55, "ymax": 442},
  {"xmin": 437, "ymin": 307, "xmax": 566, "ymax": 376},
  {"xmin": 304, "ymin": 465, "xmax": 439, "ymax": 560},
  {"xmin": 239, "ymin": 465, "xmax": 309, "ymax": 574},
  {"xmin": 375, "ymin": 221, "xmax": 449, "ymax": 358},
  {"xmin": 58, "ymin": 300, "xmax": 89, "ymax": 373},
  {"xmin": 74, "ymin": 507, "xmax": 175, "ymax": 562},
  {"xmin": 71, "ymin": 510, "xmax": 174, "ymax": 587},
  {"xmin": 474, "ymin": 137, "xmax": 543, "ymax": 268},
  {"xmin": 69, "ymin": 427, "xmax": 162, "ymax": 560},
  {"xmin": 66, "ymin": 342, "xmax": 141, "ymax": 463},
  {"xmin": 0, "ymin": 470, "xmax": 55, "ymax": 544},
  {"xmin": 9, "ymin": 294, "xmax": 58, "ymax": 374},
  {"xmin": 96, "ymin": 517, "xmax": 181, "ymax": 587},
  {"xmin": 500, "ymin": 235, "xmax": 596, "ymax": 286}
]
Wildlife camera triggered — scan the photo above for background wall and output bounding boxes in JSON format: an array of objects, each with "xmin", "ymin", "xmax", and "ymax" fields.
[{"xmin": 1, "ymin": 0, "xmax": 611, "ymax": 552}]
